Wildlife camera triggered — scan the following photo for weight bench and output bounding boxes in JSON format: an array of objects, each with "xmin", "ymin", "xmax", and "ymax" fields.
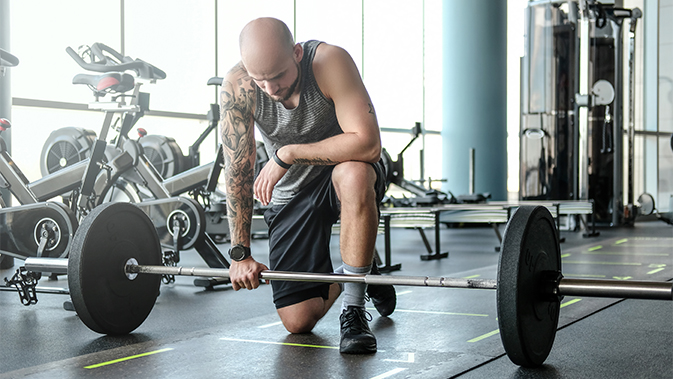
[{"xmin": 373, "ymin": 200, "xmax": 596, "ymax": 272}]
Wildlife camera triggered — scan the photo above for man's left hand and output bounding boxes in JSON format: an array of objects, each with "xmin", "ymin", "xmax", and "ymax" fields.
[{"xmin": 254, "ymin": 159, "xmax": 288, "ymax": 205}]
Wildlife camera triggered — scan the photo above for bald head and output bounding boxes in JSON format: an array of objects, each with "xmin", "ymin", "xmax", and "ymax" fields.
[
  {"xmin": 238, "ymin": 18, "xmax": 303, "ymax": 102},
  {"xmin": 240, "ymin": 18, "xmax": 295, "ymax": 64}
]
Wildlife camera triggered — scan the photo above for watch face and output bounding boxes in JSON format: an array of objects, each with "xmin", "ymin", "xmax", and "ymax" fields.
[
  {"xmin": 230, "ymin": 245, "xmax": 249, "ymax": 261},
  {"xmin": 230, "ymin": 246, "xmax": 243, "ymax": 260}
]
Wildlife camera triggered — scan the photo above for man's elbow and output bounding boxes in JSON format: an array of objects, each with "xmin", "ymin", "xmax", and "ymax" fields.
[{"xmin": 362, "ymin": 143, "xmax": 382, "ymax": 163}]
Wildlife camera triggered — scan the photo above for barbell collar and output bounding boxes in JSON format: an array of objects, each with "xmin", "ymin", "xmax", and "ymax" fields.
[
  {"xmin": 558, "ymin": 278, "xmax": 673, "ymax": 300},
  {"xmin": 127, "ymin": 264, "xmax": 499, "ymax": 290}
]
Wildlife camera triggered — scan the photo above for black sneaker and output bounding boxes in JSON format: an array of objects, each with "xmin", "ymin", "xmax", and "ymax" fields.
[
  {"xmin": 339, "ymin": 306, "xmax": 377, "ymax": 354},
  {"xmin": 366, "ymin": 265, "xmax": 396, "ymax": 317}
]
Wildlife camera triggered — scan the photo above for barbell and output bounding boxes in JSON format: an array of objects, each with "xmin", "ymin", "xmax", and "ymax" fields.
[{"xmin": 23, "ymin": 202, "xmax": 672, "ymax": 368}]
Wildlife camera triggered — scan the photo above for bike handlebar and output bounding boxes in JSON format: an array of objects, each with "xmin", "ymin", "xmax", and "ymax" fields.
[
  {"xmin": 0, "ymin": 47, "xmax": 19, "ymax": 68},
  {"xmin": 66, "ymin": 43, "xmax": 166, "ymax": 81}
]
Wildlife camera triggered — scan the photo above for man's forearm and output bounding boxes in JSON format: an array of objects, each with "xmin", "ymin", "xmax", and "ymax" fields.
[
  {"xmin": 220, "ymin": 65, "xmax": 257, "ymax": 246},
  {"xmin": 225, "ymin": 163, "xmax": 254, "ymax": 246},
  {"xmin": 278, "ymin": 131, "xmax": 381, "ymax": 166}
]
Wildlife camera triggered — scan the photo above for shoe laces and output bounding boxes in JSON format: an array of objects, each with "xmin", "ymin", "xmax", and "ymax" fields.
[{"xmin": 342, "ymin": 307, "xmax": 373, "ymax": 330}]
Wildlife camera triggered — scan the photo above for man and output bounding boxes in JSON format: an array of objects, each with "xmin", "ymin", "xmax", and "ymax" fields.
[{"xmin": 220, "ymin": 17, "xmax": 395, "ymax": 354}]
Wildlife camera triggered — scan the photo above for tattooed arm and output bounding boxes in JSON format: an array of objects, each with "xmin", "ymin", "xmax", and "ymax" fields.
[
  {"xmin": 220, "ymin": 63, "xmax": 268, "ymax": 290},
  {"xmin": 275, "ymin": 43, "xmax": 382, "ymax": 167}
]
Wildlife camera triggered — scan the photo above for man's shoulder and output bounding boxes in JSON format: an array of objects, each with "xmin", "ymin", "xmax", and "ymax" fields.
[
  {"xmin": 224, "ymin": 62, "xmax": 253, "ymax": 86},
  {"xmin": 220, "ymin": 62, "xmax": 256, "ymax": 111},
  {"xmin": 313, "ymin": 43, "xmax": 353, "ymax": 69},
  {"xmin": 312, "ymin": 43, "xmax": 357, "ymax": 99}
]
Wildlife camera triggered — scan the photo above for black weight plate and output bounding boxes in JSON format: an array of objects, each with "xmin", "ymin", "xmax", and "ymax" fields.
[
  {"xmin": 497, "ymin": 205, "xmax": 561, "ymax": 367},
  {"xmin": 68, "ymin": 202, "xmax": 162, "ymax": 335}
]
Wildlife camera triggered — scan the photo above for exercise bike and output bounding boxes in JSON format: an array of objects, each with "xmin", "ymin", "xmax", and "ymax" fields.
[
  {"xmin": 53, "ymin": 43, "xmax": 237, "ymax": 285},
  {"xmin": 0, "ymin": 45, "xmax": 228, "ymax": 304},
  {"xmin": 1, "ymin": 47, "xmax": 78, "ymax": 273},
  {"xmin": 42, "ymin": 42, "xmax": 219, "ymax": 183}
]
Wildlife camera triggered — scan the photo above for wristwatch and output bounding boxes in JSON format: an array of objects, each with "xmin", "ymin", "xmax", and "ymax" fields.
[{"xmin": 228, "ymin": 244, "xmax": 251, "ymax": 262}]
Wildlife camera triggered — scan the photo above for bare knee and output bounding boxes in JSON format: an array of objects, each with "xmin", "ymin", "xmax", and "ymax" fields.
[
  {"xmin": 281, "ymin": 315, "xmax": 319, "ymax": 334},
  {"xmin": 277, "ymin": 298, "xmax": 326, "ymax": 334},
  {"xmin": 332, "ymin": 162, "xmax": 376, "ymax": 202}
]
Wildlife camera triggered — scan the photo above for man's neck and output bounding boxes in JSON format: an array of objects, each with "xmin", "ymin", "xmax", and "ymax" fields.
[{"xmin": 280, "ymin": 64, "xmax": 303, "ymax": 109}]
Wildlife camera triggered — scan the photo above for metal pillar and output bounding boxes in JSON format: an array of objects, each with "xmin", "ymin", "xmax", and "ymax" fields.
[
  {"xmin": 0, "ymin": 0, "xmax": 12, "ymax": 269},
  {"xmin": 0, "ymin": 0, "xmax": 11, "ymax": 206},
  {"xmin": 441, "ymin": 0, "xmax": 507, "ymax": 200}
]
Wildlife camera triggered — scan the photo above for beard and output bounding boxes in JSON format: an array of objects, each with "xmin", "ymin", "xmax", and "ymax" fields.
[{"xmin": 270, "ymin": 61, "xmax": 301, "ymax": 102}]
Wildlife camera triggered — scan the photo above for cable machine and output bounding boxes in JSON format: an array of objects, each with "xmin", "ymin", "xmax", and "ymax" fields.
[{"xmin": 519, "ymin": 0, "xmax": 641, "ymax": 226}]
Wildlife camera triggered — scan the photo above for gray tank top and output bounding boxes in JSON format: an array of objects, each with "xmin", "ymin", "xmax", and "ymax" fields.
[{"xmin": 254, "ymin": 40, "xmax": 343, "ymax": 204}]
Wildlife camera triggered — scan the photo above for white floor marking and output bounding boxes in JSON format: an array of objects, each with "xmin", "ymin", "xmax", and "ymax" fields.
[{"xmin": 369, "ymin": 367, "xmax": 407, "ymax": 379}]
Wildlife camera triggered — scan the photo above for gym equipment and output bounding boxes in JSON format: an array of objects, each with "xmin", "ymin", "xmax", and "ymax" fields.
[
  {"xmin": 0, "ymin": 47, "xmax": 19, "ymax": 68},
  {"xmin": 0, "ymin": 46, "xmax": 161, "ymax": 264},
  {"xmin": 634, "ymin": 192, "xmax": 673, "ymax": 226},
  {"xmin": 23, "ymin": 203, "xmax": 672, "ymax": 367},
  {"xmin": 519, "ymin": 2, "xmax": 647, "ymax": 227},
  {"xmin": 40, "ymin": 127, "xmax": 97, "ymax": 177},
  {"xmin": 55, "ymin": 45, "xmax": 233, "ymax": 273},
  {"xmin": 136, "ymin": 130, "xmax": 187, "ymax": 179},
  {"xmin": 380, "ymin": 122, "xmax": 453, "ymax": 206},
  {"xmin": 137, "ymin": 101, "xmax": 223, "ymax": 179},
  {"xmin": 42, "ymin": 64, "xmax": 221, "ymax": 182},
  {"xmin": 1, "ymin": 45, "xmax": 230, "ymax": 299}
]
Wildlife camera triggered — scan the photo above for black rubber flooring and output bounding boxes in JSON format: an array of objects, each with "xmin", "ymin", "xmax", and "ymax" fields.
[{"xmin": 1, "ymin": 217, "xmax": 671, "ymax": 378}]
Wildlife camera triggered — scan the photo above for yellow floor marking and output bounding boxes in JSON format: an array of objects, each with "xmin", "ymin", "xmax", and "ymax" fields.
[
  {"xmin": 562, "ymin": 261, "xmax": 641, "ymax": 266},
  {"xmin": 468, "ymin": 298, "xmax": 581, "ymax": 343},
  {"xmin": 584, "ymin": 251, "xmax": 670, "ymax": 256},
  {"xmin": 84, "ymin": 348, "xmax": 174, "ymax": 369},
  {"xmin": 648, "ymin": 268, "xmax": 666, "ymax": 275},
  {"xmin": 588, "ymin": 245, "xmax": 603, "ymax": 251},
  {"xmin": 463, "ymin": 275, "xmax": 481, "ymax": 279},
  {"xmin": 220, "ymin": 337, "xmax": 338, "ymax": 349},
  {"xmin": 615, "ymin": 239, "xmax": 629, "ymax": 245},
  {"xmin": 561, "ymin": 298, "xmax": 582, "ymax": 308},
  {"xmin": 561, "ymin": 253, "xmax": 571, "ymax": 258},
  {"xmin": 612, "ymin": 243, "xmax": 673, "ymax": 247},
  {"xmin": 468, "ymin": 329, "xmax": 499, "ymax": 343}
]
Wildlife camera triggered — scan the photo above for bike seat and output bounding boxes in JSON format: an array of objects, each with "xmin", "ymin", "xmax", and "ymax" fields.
[
  {"xmin": 207, "ymin": 77, "xmax": 223, "ymax": 86},
  {"xmin": 0, "ymin": 118, "xmax": 11, "ymax": 132},
  {"xmin": 72, "ymin": 72, "xmax": 135, "ymax": 94}
]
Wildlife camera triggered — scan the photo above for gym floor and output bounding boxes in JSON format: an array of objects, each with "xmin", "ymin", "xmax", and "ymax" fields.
[{"xmin": 1, "ymin": 217, "xmax": 671, "ymax": 378}]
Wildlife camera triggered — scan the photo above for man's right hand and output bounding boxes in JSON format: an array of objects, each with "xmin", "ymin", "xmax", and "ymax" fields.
[{"xmin": 229, "ymin": 257, "xmax": 269, "ymax": 291}]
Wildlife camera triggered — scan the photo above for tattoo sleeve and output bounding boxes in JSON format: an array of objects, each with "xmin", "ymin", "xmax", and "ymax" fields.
[
  {"xmin": 220, "ymin": 64, "xmax": 256, "ymax": 245},
  {"xmin": 293, "ymin": 157, "xmax": 337, "ymax": 165}
]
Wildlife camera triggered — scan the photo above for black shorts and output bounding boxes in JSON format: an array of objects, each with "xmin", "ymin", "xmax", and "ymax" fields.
[{"xmin": 264, "ymin": 160, "xmax": 387, "ymax": 309}]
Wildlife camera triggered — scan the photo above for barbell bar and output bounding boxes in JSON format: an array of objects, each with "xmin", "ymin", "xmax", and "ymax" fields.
[
  {"xmin": 122, "ymin": 264, "xmax": 672, "ymax": 300},
  {"xmin": 20, "ymin": 202, "xmax": 673, "ymax": 368},
  {"xmin": 126, "ymin": 264, "xmax": 500, "ymax": 289}
]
